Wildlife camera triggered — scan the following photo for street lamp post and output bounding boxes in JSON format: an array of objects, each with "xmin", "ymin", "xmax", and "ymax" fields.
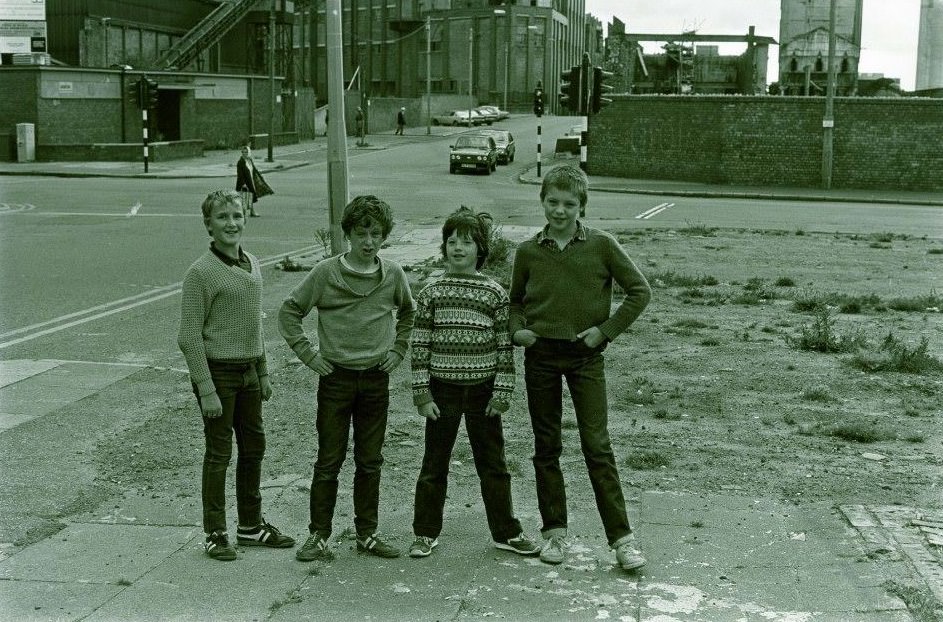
[
  {"xmin": 426, "ymin": 16, "xmax": 432, "ymax": 135},
  {"xmin": 101, "ymin": 17, "xmax": 110, "ymax": 67},
  {"xmin": 267, "ymin": 0, "xmax": 276, "ymax": 162},
  {"xmin": 468, "ymin": 24, "xmax": 473, "ymax": 127}
]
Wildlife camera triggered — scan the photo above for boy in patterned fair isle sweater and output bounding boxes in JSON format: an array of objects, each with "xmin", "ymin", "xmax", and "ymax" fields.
[
  {"xmin": 408, "ymin": 207, "xmax": 540, "ymax": 559},
  {"xmin": 178, "ymin": 190, "xmax": 295, "ymax": 561}
]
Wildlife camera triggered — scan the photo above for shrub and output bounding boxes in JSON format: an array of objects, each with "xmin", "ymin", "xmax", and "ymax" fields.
[
  {"xmin": 792, "ymin": 287, "xmax": 825, "ymax": 313},
  {"xmin": 775, "ymin": 276, "xmax": 796, "ymax": 287},
  {"xmin": 802, "ymin": 385, "xmax": 833, "ymax": 402},
  {"xmin": 787, "ymin": 307, "xmax": 868, "ymax": 353},
  {"xmin": 850, "ymin": 334, "xmax": 943, "ymax": 375}
]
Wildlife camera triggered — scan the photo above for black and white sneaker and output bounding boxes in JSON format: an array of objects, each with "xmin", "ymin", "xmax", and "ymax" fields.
[
  {"xmin": 236, "ymin": 521, "xmax": 296, "ymax": 548},
  {"xmin": 205, "ymin": 531, "xmax": 237, "ymax": 561}
]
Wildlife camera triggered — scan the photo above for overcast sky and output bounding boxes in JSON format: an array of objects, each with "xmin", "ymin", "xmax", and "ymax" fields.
[{"xmin": 586, "ymin": 0, "xmax": 922, "ymax": 90}]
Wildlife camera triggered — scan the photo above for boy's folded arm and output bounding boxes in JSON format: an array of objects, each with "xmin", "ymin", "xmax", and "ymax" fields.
[{"xmin": 277, "ymin": 297, "xmax": 318, "ymax": 365}]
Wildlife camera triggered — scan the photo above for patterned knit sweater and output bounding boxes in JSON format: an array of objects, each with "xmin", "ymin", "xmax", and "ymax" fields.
[
  {"xmin": 411, "ymin": 273, "xmax": 514, "ymax": 412},
  {"xmin": 177, "ymin": 249, "xmax": 267, "ymax": 397}
]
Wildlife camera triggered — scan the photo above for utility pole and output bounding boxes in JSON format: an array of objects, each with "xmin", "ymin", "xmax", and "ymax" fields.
[
  {"xmin": 822, "ymin": 0, "xmax": 837, "ymax": 189},
  {"xmin": 266, "ymin": 0, "xmax": 276, "ymax": 162},
  {"xmin": 325, "ymin": 0, "xmax": 349, "ymax": 254},
  {"xmin": 468, "ymin": 24, "xmax": 474, "ymax": 126},
  {"xmin": 426, "ymin": 16, "xmax": 432, "ymax": 135}
]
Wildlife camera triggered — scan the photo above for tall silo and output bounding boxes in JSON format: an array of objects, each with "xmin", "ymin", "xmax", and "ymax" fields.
[{"xmin": 916, "ymin": 0, "xmax": 943, "ymax": 90}]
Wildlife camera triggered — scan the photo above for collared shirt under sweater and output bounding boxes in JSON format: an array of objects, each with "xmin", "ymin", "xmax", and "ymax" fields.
[
  {"xmin": 177, "ymin": 244, "xmax": 268, "ymax": 397},
  {"xmin": 509, "ymin": 223, "xmax": 652, "ymax": 341}
]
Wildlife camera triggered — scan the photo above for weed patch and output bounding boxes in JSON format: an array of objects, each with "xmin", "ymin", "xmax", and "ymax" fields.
[
  {"xmin": 850, "ymin": 334, "xmax": 943, "ymax": 374},
  {"xmin": 626, "ymin": 450, "xmax": 670, "ymax": 470},
  {"xmin": 786, "ymin": 307, "xmax": 868, "ymax": 353}
]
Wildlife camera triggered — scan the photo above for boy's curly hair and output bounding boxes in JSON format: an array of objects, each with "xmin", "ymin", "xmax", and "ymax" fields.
[
  {"xmin": 341, "ymin": 195, "xmax": 394, "ymax": 237},
  {"xmin": 201, "ymin": 189, "xmax": 243, "ymax": 221},
  {"xmin": 540, "ymin": 164, "xmax": 588, "ymax": 207},
  {"xmin": 441, "ymin": 206, "xmax": 493, "ymax": 270}
]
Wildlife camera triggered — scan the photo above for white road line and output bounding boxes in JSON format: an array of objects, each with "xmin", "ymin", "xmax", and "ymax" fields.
[
  {"xmin": 635, "ymin": 202, "xmax": 675, "ymax": 220},
  {"xmin": 0, "ymin": 244, "xmax": 322, "ymax": 350}
]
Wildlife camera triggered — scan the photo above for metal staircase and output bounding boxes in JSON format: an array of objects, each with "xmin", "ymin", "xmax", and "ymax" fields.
[{"xmin": 156, "ymin": 0, "xmax": 260, "ymax": 70}]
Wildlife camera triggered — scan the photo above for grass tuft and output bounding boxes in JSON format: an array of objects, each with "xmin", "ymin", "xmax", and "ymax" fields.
[
  {"xmin": 850, "ymin": 334, "xmax": 943, "ymax": 375},
  {"xmin": 625, "ymin": 450, "xmax": 670, "ymax": 470}
]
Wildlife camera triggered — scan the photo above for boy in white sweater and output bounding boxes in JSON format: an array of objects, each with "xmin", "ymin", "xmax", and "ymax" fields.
[{"xmin": 178, "ymin": 189, "xmax": 295, "ymax": 561}]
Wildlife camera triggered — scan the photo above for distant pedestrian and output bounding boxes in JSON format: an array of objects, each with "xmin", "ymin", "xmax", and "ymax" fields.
[
  {"xmin": 235, "ymin": 145, "xmax": 273, "ymax": 218},
  {"xmin": 178, "ymin": 189, "xmax": 296, "ymax": 561},
  {"xmin": 278, "ymin": 195, "xmax": 416, "ymax": 562},
  {"xmin": 509, "ymin": 165, "xmax": 652, "ymax": 572},
  {"xmin": 408, "ymin": 206, "xmax": 540, "ymax": 560},
  {"xmin": 395, "ymin": 107, "xmax": 406, "ymax": 135},
  {"xmin": 355, "ymin": 106, "xmax": 366, "ymax": 146}
]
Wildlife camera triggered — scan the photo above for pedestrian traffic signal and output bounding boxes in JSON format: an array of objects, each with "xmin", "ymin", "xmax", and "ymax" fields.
[
  {"xmin": 559, "ymin": 66, "xmax": 581, "ymax": 114},
  {"xmin": 590, "ymin": 67, "xmax": 614, "ymax": 114},
  {"xmin": 533, "ymin": 88, "xmax": 544, "ymax": 117},
  {"xmin": 142, "ymin": 77, "xmax": 159, "ymax": 110},
  {"xmin": 127, "ymin": 78, "xmax": 143, "ymax": 108}
]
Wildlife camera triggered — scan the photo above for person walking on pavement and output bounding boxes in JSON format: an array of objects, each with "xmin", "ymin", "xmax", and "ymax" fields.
[
  {"xmin": 178, "ymin": 189, "xmax": 296, "ymax": 561},
  {"xmin": 395, "ymin": 107, "xmax": 406, "ymax": 135},
  {"xmin": 509, "ymin": 165, "xmax": 652, "ymax": 572},
  {"xmin": 235, "ymin": 145, "xmax": 273, "ymax": 218},
  {"xmin": 408, "ymin": 207, "xmax": 540, "ymax": 560},
  {"xmin": 278, "ymin": 195, "xmax": 416, "ymax": 562},
  {"xmin": 355, "ymin": 106, "xmax": 366, "ymax": 146}
]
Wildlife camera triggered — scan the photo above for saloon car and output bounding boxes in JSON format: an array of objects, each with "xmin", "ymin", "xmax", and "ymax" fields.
[{"xmin": 449, "ymin": 134, "xmax": 498, "ymax": 174}]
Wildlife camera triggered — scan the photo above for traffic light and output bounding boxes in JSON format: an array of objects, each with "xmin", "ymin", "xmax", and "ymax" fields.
[
  {"xmin": 559, "ymin": 66, "xmax": 581, "ymax": 114},
  {"xmin": 533, "ymin": 88, "xmax": 544, "ymax": 117},
  {"xmin": 590, "ymin": 67, "xmax": 614, "ymax": 114},
  {"xmin": 142, "ymin": 77, "xmax": 159, "ymax": 110},
  {"xmin": 127, "ymin": 78, "xmax": 143, "ymax": 108}
]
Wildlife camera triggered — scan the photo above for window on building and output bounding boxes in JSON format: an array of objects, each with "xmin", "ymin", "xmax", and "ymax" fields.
[
  {"xmin": 790, "ymin": 57, "xmax": 798, "ymax": 72},
  {"xmin": 814, "ymin": 56, "xmax": 823, "ymax": 72},
  {"xmin": 840, "ymin": 56, "xmax": 849, "ymax": 73}
]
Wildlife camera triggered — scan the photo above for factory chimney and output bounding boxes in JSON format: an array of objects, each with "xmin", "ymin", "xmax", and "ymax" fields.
[{"xmin": 916, "ymin": 0, "xmax": 943, "ymax": 90}]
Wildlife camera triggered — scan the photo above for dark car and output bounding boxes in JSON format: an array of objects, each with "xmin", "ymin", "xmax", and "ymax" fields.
[
  {"xmin": 475, "ymin": 129, "xmax": 515, "ymax": 164},
  {"xmin": 449, "ymin": 134, "xmax": 498, "ymax": 174}
]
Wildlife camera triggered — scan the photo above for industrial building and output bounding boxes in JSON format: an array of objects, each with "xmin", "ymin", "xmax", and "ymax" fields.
[
  {"xmin": 603, "ymin": 17, "xmax": 773, "ymax": 95},
  {"xmin": 778, "ymin": 0, "xmax": 863, "ymax": 96},
  {"xmin": 0, "ymin": 0, "xmax": 593, "ymax": 161}
]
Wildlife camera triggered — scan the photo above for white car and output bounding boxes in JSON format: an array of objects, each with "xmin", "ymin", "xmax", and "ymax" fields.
[{"xmin": 432, "ymin": 110, "xmax": 476, "ymax": 126}]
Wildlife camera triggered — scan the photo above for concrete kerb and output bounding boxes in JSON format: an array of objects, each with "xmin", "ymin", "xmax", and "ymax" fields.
[{"xmin": 517, "ymin": 166, "xmax": 943, "ymax": 207}]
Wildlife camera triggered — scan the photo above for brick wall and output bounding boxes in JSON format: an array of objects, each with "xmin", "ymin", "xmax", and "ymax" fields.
[{"xmin": 588, "ymin": 95, "xmax": 943, "ymax": 191}]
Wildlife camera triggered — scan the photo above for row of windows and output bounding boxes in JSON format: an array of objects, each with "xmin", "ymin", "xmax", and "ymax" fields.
[{"xmin": 786, "ymin": 56, "xmax": 854, "ymax": 73}]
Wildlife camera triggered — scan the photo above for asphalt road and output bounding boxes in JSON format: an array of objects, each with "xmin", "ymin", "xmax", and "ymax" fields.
[{"xmin": 1, "ymin": 114, "xmax": 940, "ymax": 364}]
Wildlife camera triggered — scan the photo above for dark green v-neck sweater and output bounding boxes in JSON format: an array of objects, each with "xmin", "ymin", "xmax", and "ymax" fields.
[{"xmin": 508, "ymin": 226, "xmax": 651, "ymax": 341}]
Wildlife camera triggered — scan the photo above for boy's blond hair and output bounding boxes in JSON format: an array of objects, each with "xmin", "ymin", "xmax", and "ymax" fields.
[
  {"xmin": 540, "ymin": 164, "xmax": 588, "ymax": 207},
  {"xmin": 201, "ymin": 189, "xmax": 243, "ymax": 221}
]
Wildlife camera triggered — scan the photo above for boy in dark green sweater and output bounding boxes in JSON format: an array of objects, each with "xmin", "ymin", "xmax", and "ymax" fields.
[{"xmin": 509, "ymin": 165, "xmax": 652, "ymax": 571}]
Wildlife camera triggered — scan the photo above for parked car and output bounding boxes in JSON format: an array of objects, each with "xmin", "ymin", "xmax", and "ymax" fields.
[
  {"xmin": 477, "ymin": 105, "xmax": 509, "ymax": 121},
  {"xmin": 449, "ymin": 134, "xmax": 498, "ymax": 174},
  {"xmin": 474, "ymin": 129, "xmax": 515, "ymax": 164},
  {"xmin": 472, "ymin": 106, "xmax": 498, "ymax": 125},
  {"xmin": 432, "ymin": 110, "xmax": 475, "ymax": 126}
]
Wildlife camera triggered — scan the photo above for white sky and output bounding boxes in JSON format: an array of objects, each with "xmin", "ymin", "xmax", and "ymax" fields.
[{"xmin": 586, "ymin": 0, "xmax": 921, "ymax": 91}]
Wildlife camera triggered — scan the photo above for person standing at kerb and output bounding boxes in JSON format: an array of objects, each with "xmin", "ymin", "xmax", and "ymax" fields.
[{"xmin": 395, "ymin": 107, "xmax": 406, "ymax": 135}]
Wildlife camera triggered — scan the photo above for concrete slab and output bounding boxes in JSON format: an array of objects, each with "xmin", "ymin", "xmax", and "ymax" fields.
[
  {"xmin": 0, "ymin": 359, "xmax": 61, "ymax": 389},
  {"xmin": 84, "ymin": 545, "xmax": 304, "ymax": 622},
  {"xmin": 0, "ymin": 523, "xmax": 197, "ymax": 583},
  {"xmin": 0, "ymin": 580, "xmax": 123, "ymax": 622}
]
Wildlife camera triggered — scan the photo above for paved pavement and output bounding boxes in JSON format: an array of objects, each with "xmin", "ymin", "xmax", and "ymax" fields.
[{"xmin": 2, "ymin": 131, "xmax": 942, "ymax": 621}]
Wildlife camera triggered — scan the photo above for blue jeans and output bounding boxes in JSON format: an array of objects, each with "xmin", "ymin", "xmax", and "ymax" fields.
[
  {"xmin": 524, "ymin": 338, "xmax": 632, "ymax": 546},
  {"xmin": 412, "ymin": 378, "xmax": 523, "ymax": 542},
  {"xmin": 310, "ymin": 365, "xmax": 389, "ymax": 539},
  {"xmin": 196, "ymin": 360, "xmax": 265, "ymax": 534}
]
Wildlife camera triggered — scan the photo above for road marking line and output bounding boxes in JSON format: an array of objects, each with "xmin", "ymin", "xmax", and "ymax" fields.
[
  {"xmin": 635, "ymin": 202, "xmax": 674, "ymax": 219},
  {"xmin": 0, "ymin": 245, "xmax": 322, "ymax": 350}
]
